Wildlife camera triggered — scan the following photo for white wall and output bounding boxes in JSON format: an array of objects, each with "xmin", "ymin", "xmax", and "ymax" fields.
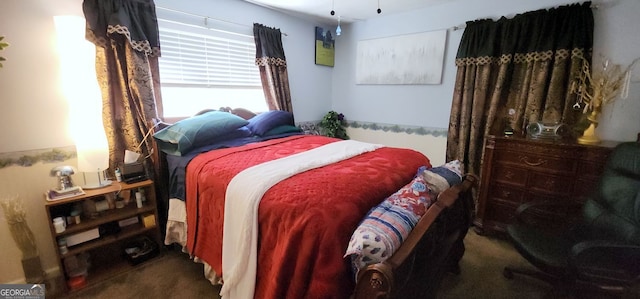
[
  {"xmin": 0, "ymin": 0, "xmax": 85, "ymax": 284},
  {"xmin": 0, "ymin": 0, "xmax": 84, "ymax": 153},
  {"xmin": 333, "ymin": 0, "xmax": 640, "ymax": 142},
  {"xmin": 0, "ymin": 158, "xmax": 78, "ymax": 284}
]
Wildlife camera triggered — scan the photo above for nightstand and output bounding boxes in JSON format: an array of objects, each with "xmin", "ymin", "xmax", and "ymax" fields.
[{"xmin": 44, "ymin": 180, "xmax": 162, "ymax": 292}]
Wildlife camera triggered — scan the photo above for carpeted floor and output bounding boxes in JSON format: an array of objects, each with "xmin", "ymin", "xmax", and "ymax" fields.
[
  {"xmin": 55, "ymin": 230, "xmax": 554, "ymax": 299},
  {"xmin": 59, "ymin": 248, "xmax": 220, "ymax": 299},
  {"xmin": 438, "ymin": 229, "xmax": 551, "ymax": 298}
]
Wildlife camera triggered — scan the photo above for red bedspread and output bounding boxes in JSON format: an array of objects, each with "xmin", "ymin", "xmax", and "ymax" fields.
[{"xmin": 186, "ymin": 135, "xmax": 430, "ymax": 298}]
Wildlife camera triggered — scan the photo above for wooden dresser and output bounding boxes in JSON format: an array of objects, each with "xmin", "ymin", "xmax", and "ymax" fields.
[{"xmin": 474, "ymin": 135, "xmax": 619, "ymax": 235}]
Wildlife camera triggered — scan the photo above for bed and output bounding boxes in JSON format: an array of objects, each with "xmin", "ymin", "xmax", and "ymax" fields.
[{"xmin": 155, "ymin": 108, "xmax": 477, "ymax": 299}]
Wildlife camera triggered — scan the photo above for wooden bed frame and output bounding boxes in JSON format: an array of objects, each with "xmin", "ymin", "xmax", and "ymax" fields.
[
  {"xmin": 153, "ymin": 108, "xmax": 478, "ymax": 298},
  {"xmin": 353, "ymin": 174, "xmax": 477, "ymax": 299}
]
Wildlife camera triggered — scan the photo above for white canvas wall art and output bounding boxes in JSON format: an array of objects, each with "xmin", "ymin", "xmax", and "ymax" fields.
[{"xmin": 356, "ymin": 30, "xmax": 447, "ymax": 85}]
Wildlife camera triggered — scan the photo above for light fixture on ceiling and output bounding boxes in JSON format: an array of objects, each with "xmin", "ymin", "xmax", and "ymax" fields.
[
  {"xmin": 330, "ymin": 0, "xmax": 340, "ymax": 36},
  {"xmin": 330, "ymin": 0, "xmax": 382, "ymax": 36}
]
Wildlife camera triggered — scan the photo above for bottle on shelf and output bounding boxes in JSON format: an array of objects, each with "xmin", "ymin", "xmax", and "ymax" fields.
[
  {"xmin": 138, "ymin": 188, "xmax": 146, "ymax": 203},
  {"xmin": 58, "ymin": 238, "xmax": 68, "ymax": 255},
  {"xmin": 115, "ymin": 168, "xmax": 122, "ymax": 182},
  {"xmin": 135, "ymin": 192, "xmax": 143, "ymax": 208}
]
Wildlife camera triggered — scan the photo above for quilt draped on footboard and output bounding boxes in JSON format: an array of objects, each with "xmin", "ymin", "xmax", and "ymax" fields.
[{"xmin": 186, "ymin": 135, "xmax": 430, "ymax": 298}]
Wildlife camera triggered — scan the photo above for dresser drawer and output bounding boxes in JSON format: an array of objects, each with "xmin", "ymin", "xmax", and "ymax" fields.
[
  {"xmin": 488, "ymin": 183, "xmax": 524, "ymax": 204},
  {"xmin": 577, "ymin": 161, "xmax": 607, "ymax": 178},
  {"xmin": 573, "ymin": 178, "xmax": 599, "ymax": 199},
  {"xmin": 493, "ymin": 139, "xmax": 551, "ymax": 154},
  {"xmin": 579, "ymin": 147, "xmax": 613, "ymax": 162},
  {"xmin": 519, "ymin": 192, "xmax": 582, "ymax": 227},
  {"xmin": 528, "ymin": 172, "xmax": 575, "ymax": 195},
  {"xmin": 492, "ymin": 165, "xmax": 527, "ymax": 186},
  {"xmin": 484, "ymin": 198, "xmax": 518, "ymax": 227},
  {"xmin": 495, "ymin": 151, "xmax": 576, "ymax": 174},
  {"xmin": 483, "ymin": 197, "xmax": 565, "ymax": 227}
]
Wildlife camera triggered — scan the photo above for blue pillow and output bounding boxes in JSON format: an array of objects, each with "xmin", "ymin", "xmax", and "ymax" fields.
[
  {"xmin": 223, "ymin": 126, "xmax": 253, "ymax": 140},
  {"xmin": 247, "ymin": 110, "xmax": 294, "ymax": 136},
  {"xmin": 420, "ymin": 160, "xmax": 463, "ymax": 194},
  {"xmin": 153, "ymin": 111, "xmax": 249, "ymax": 156}
]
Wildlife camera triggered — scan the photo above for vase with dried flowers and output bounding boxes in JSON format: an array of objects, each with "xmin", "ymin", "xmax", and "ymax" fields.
[
  {"xmin": 571, "ymin": 56, "xmax": 640, "ymax": 144},
  {"xmin": 1, "ymin": 195, "xmax": 45, "ymax": 283},
  {"xmin": 0, "ymin": 36, "xmax": 8, "ymax": 68}
]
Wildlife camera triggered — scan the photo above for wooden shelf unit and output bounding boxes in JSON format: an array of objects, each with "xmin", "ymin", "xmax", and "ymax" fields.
[{"xmin": 44, "ymin": 180, "xmax": 162, "ymax": 292}]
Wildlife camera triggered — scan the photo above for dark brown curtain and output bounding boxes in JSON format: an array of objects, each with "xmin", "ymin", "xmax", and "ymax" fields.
[
  {"xmin": 446, "ymin": 2, "xmax": 594, "ymax": 177},
  {"xmin": 83, "ymin": 0, "xmax": 168, "ymax": 232},
  {"xmin": 253, "ymin": 23, "xmax": 293, "ymax": 113}
]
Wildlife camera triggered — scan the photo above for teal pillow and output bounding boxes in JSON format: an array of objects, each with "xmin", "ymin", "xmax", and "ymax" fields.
[{"xmin": 153, "ymin": 111, "xmax": 249, "ymax": 156}]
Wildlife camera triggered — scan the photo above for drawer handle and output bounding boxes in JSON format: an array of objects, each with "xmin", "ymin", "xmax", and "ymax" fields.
[
  {"xmin": 545, "ymin": 178, "xmax": 556, "ymax": 188},
  {"xmin": 520, "ymin": 156, "xmax": 546, "ymax": 166}
]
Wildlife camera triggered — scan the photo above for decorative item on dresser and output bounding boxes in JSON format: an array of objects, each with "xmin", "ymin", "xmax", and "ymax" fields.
[
  {"xmin": 0, "ymin": 36, "xmax": 8, "ymax": 68},
  {"xmin": 571, "ymin": 56, "xmax": 640, "ymax": 145},
  {"xmin": 474, "ymin": 135, "xmax": 618, "ymax": 235}
]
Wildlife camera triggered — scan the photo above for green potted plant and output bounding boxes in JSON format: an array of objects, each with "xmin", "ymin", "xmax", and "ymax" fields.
[{"xmin": 319, "ymin": 110, "xmax": 349, "ymax": 140}]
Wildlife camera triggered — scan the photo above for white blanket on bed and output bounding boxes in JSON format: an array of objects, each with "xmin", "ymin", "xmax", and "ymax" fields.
[{"xmin": 220, "ymin": 140, "xmax": 383, "ymax": 299}]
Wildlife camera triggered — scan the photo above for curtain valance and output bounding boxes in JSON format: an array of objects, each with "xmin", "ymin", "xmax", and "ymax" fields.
[
  {"xmin": 83, "ymin": 0, "xmax": 160, "ymax": 57},
  {"xmin": 253, "ymin": 23, "xmax": 286, "ymax": 67},
  {"xmin": 456, "ymin": 2, "xmax": 593, "ymax": 66}
]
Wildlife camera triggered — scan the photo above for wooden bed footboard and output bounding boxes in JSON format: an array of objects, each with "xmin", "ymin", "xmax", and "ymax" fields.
[{"xmin": 353, "ymin": 174, "xmax": 478, "ymax": 299}]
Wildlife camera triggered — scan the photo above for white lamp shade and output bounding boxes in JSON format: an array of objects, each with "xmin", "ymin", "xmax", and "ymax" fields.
[
  {"xmin": 76, "ymin": 138, "xmax": 111, "ymax": 189},
  {"xmin": 77, "ymin": 144, "xmax": 109, "ymax": 172},
  {"xmin": 55, "ymin": 16, "xmax": 110, "ymax": 174}
]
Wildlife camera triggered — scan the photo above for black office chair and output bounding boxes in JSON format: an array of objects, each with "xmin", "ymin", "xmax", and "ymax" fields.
[{"xmin": 503, "ymin": 141, "xmax": 640, "ymax": 298}]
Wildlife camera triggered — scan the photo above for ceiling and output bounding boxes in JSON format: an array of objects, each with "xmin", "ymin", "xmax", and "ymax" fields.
[{"xmin": 241, "ymin": 0, "xmax": 452, "ymax": 23}]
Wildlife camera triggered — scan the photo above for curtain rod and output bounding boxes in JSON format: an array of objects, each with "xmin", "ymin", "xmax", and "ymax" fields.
[
  {"xmin": 158, "ymin": 18, "xmax": 255, "ymax": 38},
  {"xmin": 450, "ymin": 1, "xmax": 600, "ymax": 31},
  {"xmin": 155, "ymin": 6, "xmax": 288, "ymax": 36}
]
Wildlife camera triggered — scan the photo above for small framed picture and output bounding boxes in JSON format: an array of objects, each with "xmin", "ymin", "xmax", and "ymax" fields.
[{"xmin": 315, "ymin": 26, "xmax": 335, "ymax": 67}]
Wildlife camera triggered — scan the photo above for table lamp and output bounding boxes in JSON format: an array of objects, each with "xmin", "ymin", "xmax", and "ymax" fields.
[
  {"xmin": 77, "ymin": 143, "xmax": 111, "ymax": 189},
  {"xmin": 55, "ymin": 15, "xmax": 111, "ymax": 189}
]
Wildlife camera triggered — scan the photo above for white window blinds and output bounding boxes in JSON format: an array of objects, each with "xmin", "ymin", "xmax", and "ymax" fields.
[{"xmin": 158, "ymin": 18, "xmax": 261, "ymax": 88}]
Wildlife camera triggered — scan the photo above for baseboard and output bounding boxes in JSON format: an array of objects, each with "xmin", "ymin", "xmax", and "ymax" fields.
[
  {"xmin": 346, "ymin": 126, "xmax": 447, "ymax": 166},
  {"xmin": 4, "ymin": 266, "xmax": 60, "ymax": 284}
]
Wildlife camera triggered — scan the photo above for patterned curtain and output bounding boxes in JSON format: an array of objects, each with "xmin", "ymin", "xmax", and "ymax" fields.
[
  {"xmin": 253, "ymin": 23, "xmax": 294, "ymax": 113},
  {"xmin": 83, "ymin": 0, "xmax": 168, "ymax": 231},
  {"xmin": 446, "ymin": 2, "xmax": 594, "ymax": 178}
]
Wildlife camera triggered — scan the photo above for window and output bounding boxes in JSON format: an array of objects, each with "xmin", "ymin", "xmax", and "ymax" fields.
[{"xmin": 157, "ymin": 15, "xmax": 267, "ymax": 121}]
